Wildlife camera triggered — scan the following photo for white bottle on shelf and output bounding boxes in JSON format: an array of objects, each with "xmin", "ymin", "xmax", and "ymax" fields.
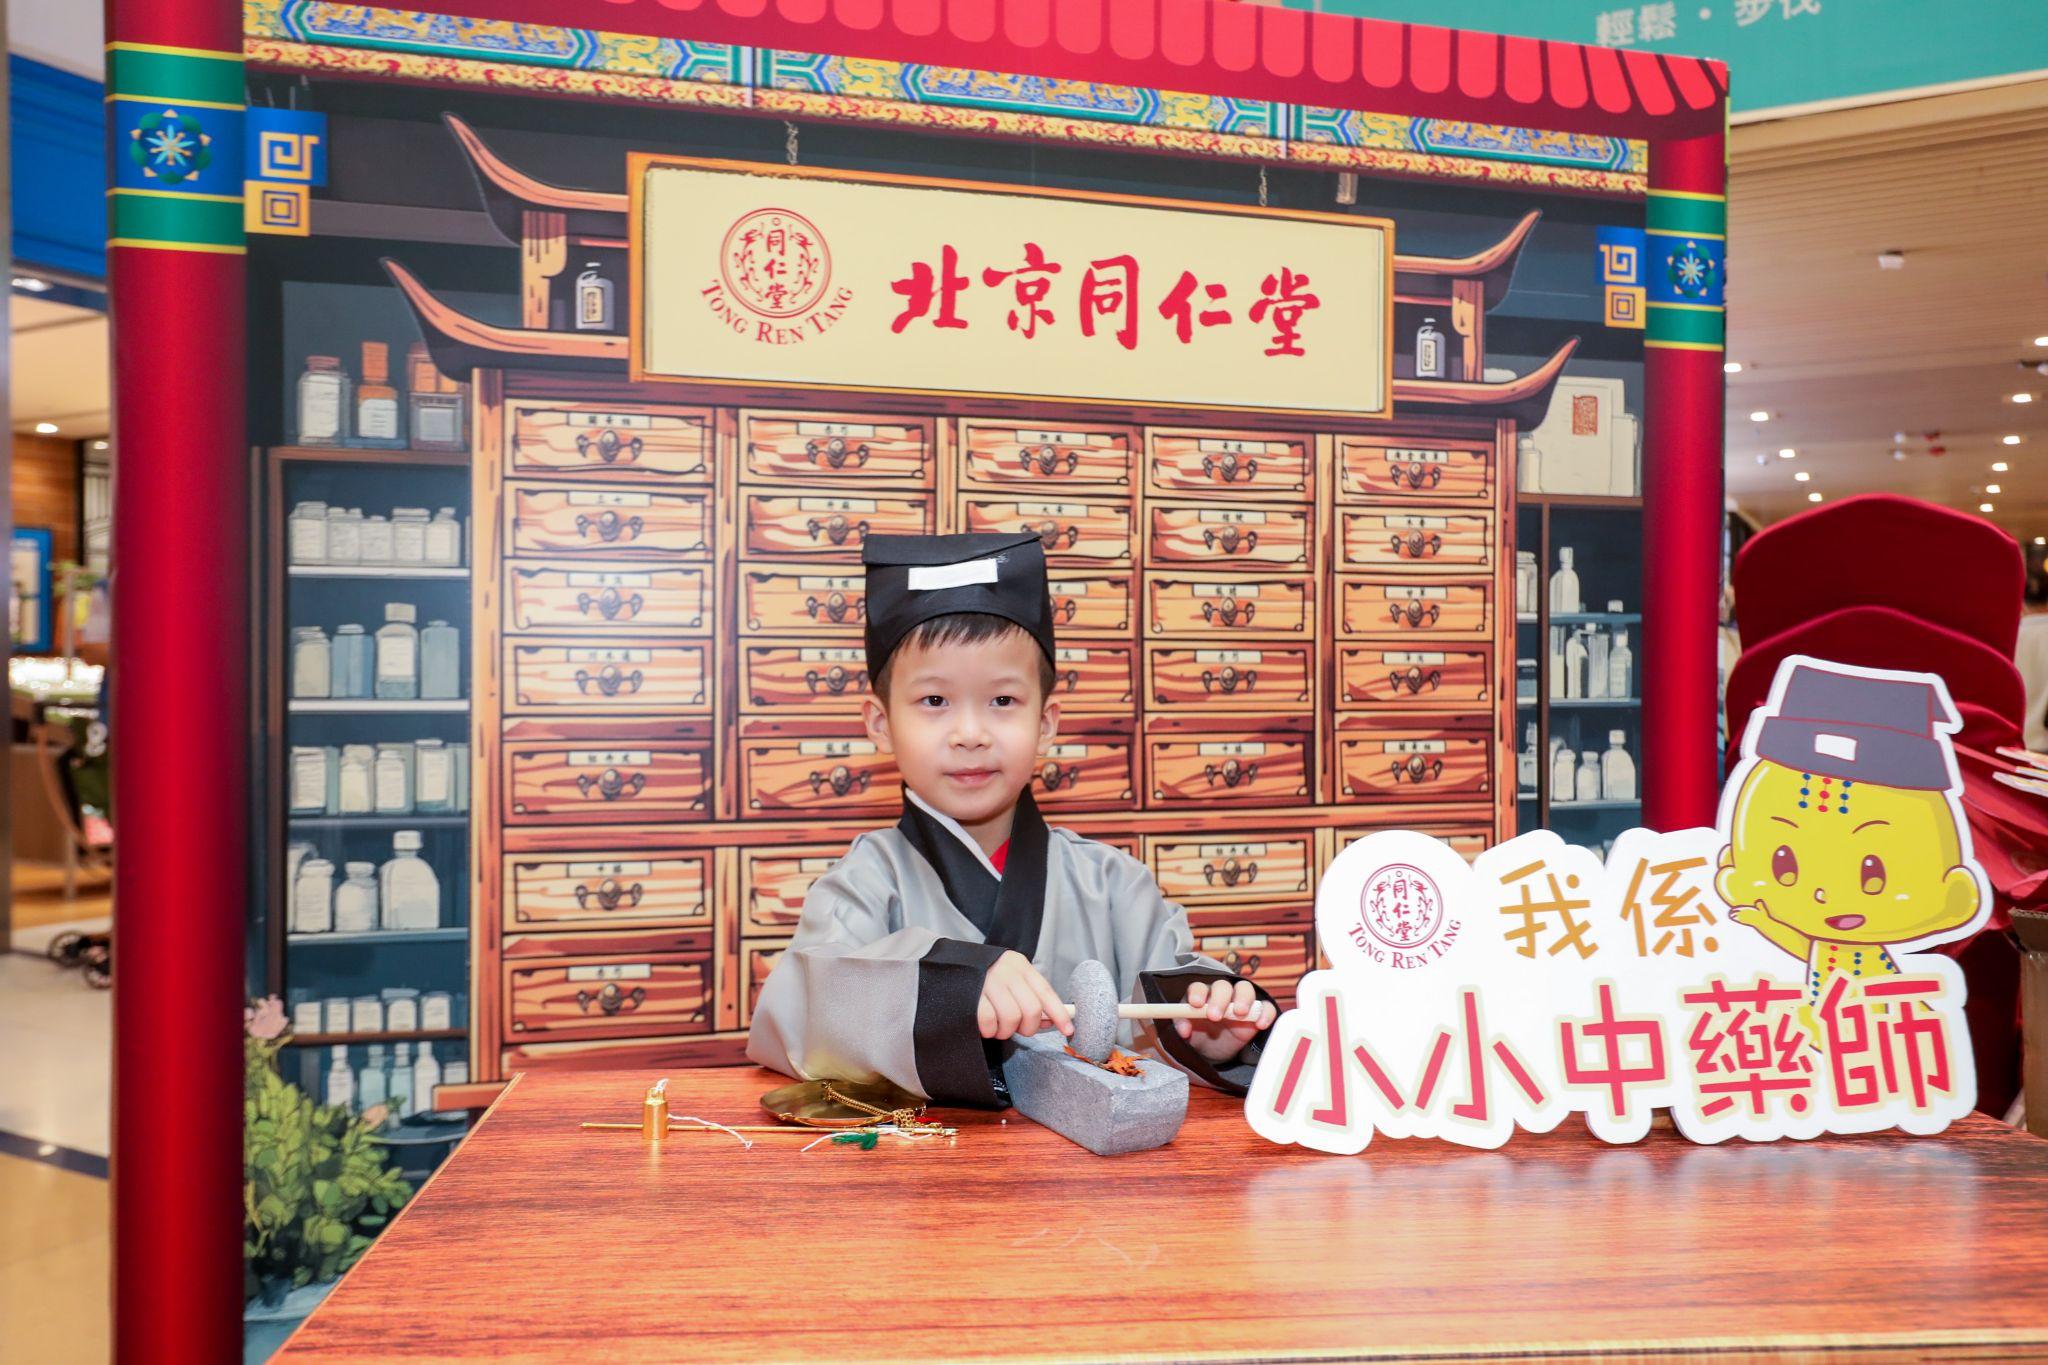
[
  {"xmin": 375, "ymin": 602, "xmax": 419, "ymax": 700},
  {"xmin": 419, "ymin": 621, "xmax": 461, "ymax": 700},
  {"xmin": 1518, "ymin": 722, "xmax": 1539, "ymax": 795},
  {"xmin": 1515, "ymin": 551, "xmax": 1538, "ymax": 617},
  {"xmin": 1587, "ymin": 626, "xmax": 1610, "ymax": 700},
  {"xmin": 425, "ymin": 508, "xmax": 462, "ymax": 567},
  {"xmin": 1602, "ymin": 731, "xmax": 1638, "ymax": 802},
  {"xmin": 1550, "ymin": 547, "xmax": 1582, "ymax": 615},
  {"xmin": 413, "ymin": 1044, "xmax": 442, "ymax": 1117},
  {"xmin": 1609, "ymin": 628, "xmax": 1634, "ymax": 700},
  {"xmin": 292, "ymin": 857, "xmax": 335, "ymax": 935},
  {"xmin": 390, "ymin": 1043, "xmax": 415, "ymax": 1122},
  {"xmin": 1548, "ymin": 626, "xmax": 1567, "ymax": 700},
  {"xmin": 357, "ymin": 1045, "xmax": 389, "ymax": 1118},
  {"xmin": 1577, "ymin": 749, "xmax": 1604, "ymax": 803},
  {"xmin": 1564, "ymin": 628, "xmax": 1588, "ymax": 700},
  {"xmin": 325, "ymin": 1045, "xmax": 354, "ymax": 1110},
  {"xmin": 381, "ymin": 830, "xmax": 440, "ymax": 930},
  {"xmin": 337, "ymin": 745, "xmax": 376, "ymax": 815},
  {"xmin": 1551, "ymin": 746, "xmax": 1577, "ymax": 804},
  {"xmin": 288, "ymin": 501, "xmax": 330, "ymax": 564},
  {"xmin": 335, "ymin": 862, "xmax": 379, "ymax": 934},
  {"xmin": 1415, "ymin": 316, "xmax": 1447, "ymax": 379}
]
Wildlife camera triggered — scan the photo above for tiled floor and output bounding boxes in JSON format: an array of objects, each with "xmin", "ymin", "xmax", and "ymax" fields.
[{"xmin": 4, "ymin": 861, "xmax": 114, "ymax": 1363}]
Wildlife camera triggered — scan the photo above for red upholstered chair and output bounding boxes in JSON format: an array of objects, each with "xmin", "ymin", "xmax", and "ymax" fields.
[{"xmin": 1732, "ymin": 493, "xmax": 2025, "ymax": 657}]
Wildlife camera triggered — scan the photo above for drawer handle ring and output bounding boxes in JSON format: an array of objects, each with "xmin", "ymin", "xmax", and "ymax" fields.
[
  {"xmin": 1390, "ymin": 755, "xmax": 1446, "ymax": 785},
  {"xmin": 574, "ymin": 878, "xmax": 647, "ymax": 912},
  {"xmin": 1389, "ymin": 530, "xmax": 1443, "ymax": 560},
  {"xmin": 1220, "ymin": 951, "xmax": 1263, "ymax": 977},
  {"xmin": 1385, "ymin": 459, "xmax": 1444, "ymax": 491},
  {"xmin": 574, "ymin": 510, "xmax": 645, "ymax": 543},
  {"xmin": 808, "ymin": 764, "xmax": 872, "ymax": 799},
  {"xmin": 1201, "ymin": 452, "xmax": 1259, "ymax": 483},
  {"xmin": 1387, "ymin": 600, "xmax": 1442, "ymax": 629},
  {"xmin": 806, "ymin": 591, "xmax": 867, "ymax": 624},
  {"xmin": 576, "ymin": 428, "xmax": 644, "ymax": 466},
  {"xmin": 1051, "ymin": 597, "xmax": 1078, "ymax": 625},
  {"xmin": 575, "ymin": 982, "xmax": 647, "ymax": 1016},
  {"xmin": 1019, "ymin": 446, "xmax": 1080, "ymax": 477},
  {"xmin": 1203, "ymin": 858, "xmax": 1260, "ymax": 887},
  {"xmin": 806, "ymin": 665, "xmax": 870, "ymax": 696},
  {"xmin": 1201, "ymin": 598, "xmax": 1256, "ymax": 628},
  {"xmin": 575, "ymin": 665, "xmax": 644, "ymax": 698},
  {"xmin": 576, "ymin": 587, "xmax": 644, "ymax": 621},
  {"xmin": 1054, "ymin": 667, "xmax": 1081, "ymax": 695},
  {"xmin": 807, "ymin": 514, "xmax": 871, "ymax": 547},
  {"xmin": 1030, "ymin": 520, "xmax": 1080, "ymax": 553},
  {"xmin": 576, "ymin": 768, "xmax": 647, "ymax": 801},
  {"xmin": 1387, "ymin": 666, "xmax": 1443, "ymax": 696},
  {"xmin": 1038, "ymin": 760, "xmax": 1080, "ymax": 793},
  {"xmin": 1203, "ymin": 758, "xmax": 1260, "ymax": 789},
  {"xmin": 1201, "ymin": 666, "xmax": 1259, "ymax": 695},
  {"xmin": 1202, "ymin": 526, "xmax": 1259, "ymax": 555},
  {"xmin": 806, "ymin": 436, "xmax": 871, "ymax": 470}
]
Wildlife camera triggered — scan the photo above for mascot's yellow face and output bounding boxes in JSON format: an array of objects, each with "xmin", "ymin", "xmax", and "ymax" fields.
[{"xmin": 1715, "ymin": 759, "xmax": 1979, "ymax": 946}]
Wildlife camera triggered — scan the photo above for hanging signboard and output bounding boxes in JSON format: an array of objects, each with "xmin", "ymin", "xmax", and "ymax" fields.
[
  {"xmin": 630, "ymin": 156, "xmax": 1394, "ymax": 420},
  {"xmin": 1249, "ymin": 656, "xmax": 1991, "ymax": 1150}
]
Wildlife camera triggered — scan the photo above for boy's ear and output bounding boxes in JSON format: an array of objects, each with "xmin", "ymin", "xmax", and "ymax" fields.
[
  {"xmin": 861, "ymin": 694, "xmax": 893, "ymax": 753},
  {"xmin": 1038, "ymin": 697, "xmax": 1061, "ymax": 749}
]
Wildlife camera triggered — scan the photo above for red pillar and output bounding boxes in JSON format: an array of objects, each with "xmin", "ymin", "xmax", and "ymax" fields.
[
  {"xmin": 106, "ymin": 0, "xmax": 247, "ymax": 1358},
  {"xmin": 1642, "ymin": 131, "xmax": 1727, "ymax": 831}
]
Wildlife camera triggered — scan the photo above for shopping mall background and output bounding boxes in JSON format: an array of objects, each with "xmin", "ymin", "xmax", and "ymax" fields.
[{"xmin": 1, "ymin": 2, "xmax": 2044, "ymax": 1360}]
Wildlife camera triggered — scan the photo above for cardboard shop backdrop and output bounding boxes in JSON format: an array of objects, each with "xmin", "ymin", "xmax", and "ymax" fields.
[{"xmin": 105, "ymin": 1, "xmax": 1730, "ymax": 1354}]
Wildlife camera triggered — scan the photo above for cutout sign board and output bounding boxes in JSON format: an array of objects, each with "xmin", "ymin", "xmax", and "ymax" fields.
[
  {"xmin": 630, "ymin": 156, "xmax": 1393, "ymax": 419},
  {"xmin": 1249, "ymin": 656, "xmax": 1991, "ymax": 1150}
]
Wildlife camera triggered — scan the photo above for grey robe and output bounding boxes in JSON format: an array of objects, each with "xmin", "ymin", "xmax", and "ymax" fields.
[{"xmin": 746, "ymin": 818, "xmax": 1272, "ymax": 1107}]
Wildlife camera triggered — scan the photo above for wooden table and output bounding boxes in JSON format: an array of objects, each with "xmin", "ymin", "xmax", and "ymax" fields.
[{"xmin": 279, "ymin": 1067, "xmax": 2048, "ymax": 1362}]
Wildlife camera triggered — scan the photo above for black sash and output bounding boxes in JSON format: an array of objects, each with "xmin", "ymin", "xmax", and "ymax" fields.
[{"xmin": 896, "ymin": 789, "xmax": 1049, "ymax": 956}]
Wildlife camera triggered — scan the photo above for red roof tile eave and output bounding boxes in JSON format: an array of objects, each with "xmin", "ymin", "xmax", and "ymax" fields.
[{"xmin": 426, "ymin": 0, "xmax": 1729, "ymax": 143}]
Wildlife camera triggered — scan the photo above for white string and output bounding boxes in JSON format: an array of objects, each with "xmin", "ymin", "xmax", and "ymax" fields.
[{"xmin": 671, "ymin": 1114, "xmax": 754, "ymax": 1150}]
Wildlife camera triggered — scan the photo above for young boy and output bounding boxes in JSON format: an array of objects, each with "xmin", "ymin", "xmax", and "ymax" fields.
[{"xmin": 747, "ymin": 531, "xmax": 1277, "ymax": 1109}]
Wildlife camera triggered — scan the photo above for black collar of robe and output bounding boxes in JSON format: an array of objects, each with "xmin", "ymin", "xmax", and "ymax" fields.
[{"xmin": 896, "ymin": 789, "xmax": 1049, "ymax": 955}]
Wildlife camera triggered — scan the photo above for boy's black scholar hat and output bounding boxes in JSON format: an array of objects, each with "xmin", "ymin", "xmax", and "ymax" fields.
[{"xmin": 863, "ymin": 532, "xmax": 1055, "ymax": 674}]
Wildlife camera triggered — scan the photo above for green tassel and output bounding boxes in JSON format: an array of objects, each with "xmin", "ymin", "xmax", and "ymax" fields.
[{"xmin": 831, "ymin": 1130, "xmax": 880, "ymax": 1150}]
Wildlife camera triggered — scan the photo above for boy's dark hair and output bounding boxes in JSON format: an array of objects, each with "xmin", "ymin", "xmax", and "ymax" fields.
[{"xmin": 870, "ymin": 612, "xmax": 1057, "ymax": 704}]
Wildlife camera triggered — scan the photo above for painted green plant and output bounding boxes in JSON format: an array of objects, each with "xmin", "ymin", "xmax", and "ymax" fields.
[{"xmin": 243, "ymin": 998, "xmax": 412, "ymax": 1303}]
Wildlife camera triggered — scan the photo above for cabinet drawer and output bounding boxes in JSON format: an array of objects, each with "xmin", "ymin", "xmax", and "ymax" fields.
[
  {"xmin": 1051, "ymin": 644, "xmax": 1137, "ymax": 716},
  {"xmin": 505, "ymin": 853, "xmax": 711, "ymax": 932},
  {"xmin": 1335, "ymin": 716, "xmax": 1493, "ymax": 804},
  {"xmin": 741, "ymin": 566, "xmax": 866, "ymax": 636},
  {"xmin": 507, "ymin": 743, "xmax": 710, "ymax": 824},
  {"xmin": 745, "ymin": 941, "xmax": 789, "ymax": 1026},
  {"xmin": 506, "ymin": 641, "xmax": 709, "ymax": 713},
  {"xmin": 1337, "ymin": 436, "xmax": 1494, "ymax": 501},
  {"xmin": 508, "ymin": 485, "xmax": 711, "ymax": 559},
  {"xmin": 740, "ymin": 412, "xmax": 934, "ymax": 483},
  {"xmin": 740, "ymin": 846, "xmax": 849, "ymax": 934},
  {"xmin": 1032, "ymin": 735, "xmax": 1136, "ymax": 812},
  {"xmin": 1050, "ymin": 572, "xmax": 1136, "ymax": 634},
  {"xmin": 962, "ymin": 498, "xmax": 1133, "ymax": 564},
  {"xmin": 1146, "ymin": 574, "xmax": 1310, "ymax": 637},
  {"xmin": 505, "ymin": 953, "xmax": 710, "ymax": 1041},
  {"xmin": 1145, "ymin": 643, "xmax": 1312, "ymax": 711},
  {"xmin": 1336, "ymin": 645, "xmax": 1494, "ymax": 708},
  {"xmin": 1338, "ymin": 576, "xmax": 1492, "ymax": 639},
  {"xmin": 1146, "ymin": 430, "xmax": 1311, "ymax": 499},
  {"xmin": 743, "ymin": 492, "xmax": 933, "ymax": 558},
  {"xmin": 1147, "ymin": 734, "xmax": 1310, "ymax": 806},
  {"xmin": 1148, "ymin": 833, "xmax": 1313, "ymax": 905},
  {"xmin": 1337, "ymin": 508, "xmax": 1495, "ymax": 573},
  {"xmin": 1147, "ymin": 503, "xmax": 1310, "ymax": 569},
  {"xmin": 507, "ymin": 401, "xmax": 712, "ymax": 481},
  {"xmin": 505, "ymin": 563, "xmax": 709, "ymax": 633},
  {"xmin": 742, "ymin": 644, "xmax": 872, "ymax": 714},
  {"xmin": 742, "ymin": 734, "xmax": 901, "ymax": 818},
  {"xmin": 1193, "ymin": 926, "xmax": 1310, "ymax": 1009},
  {"xmin": 961, "ymin": 420, "xmax": 1136, "ymax": 488},
  {"xmin": 1338, "ymin": 820, "xmax": 1492, "ymax": 864}
]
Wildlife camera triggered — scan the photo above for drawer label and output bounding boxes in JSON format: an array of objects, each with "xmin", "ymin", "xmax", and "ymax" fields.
[
  {"xmin": 566, "ymin": 963, "xmax": 653, "ymax": 982},
  {"xmin": 1386, "ymin": 447, "xmax": 1453, "ymax": 464},
  {"xmin": 566, "ymin": 571, "xmax": 653, "ymax": 588},
  {"xmin": 1191, "ymin": 582, "xmax": 1261, "ymax": 598},
  {"xmin": 1055, "ymin": 648, "xmax": 1092, "ymax": 663},
  {"xmin": 1018, "ymin": 502, "xmax": 1092, "ymax": 518},
  {"xmin": 1197, "ymin": 438, "xmax": 1288, "ymax": 456},
  {"xmin": 797, "ymin": 497, "xmax": 879, "ymax": 513},
  {"xmin": 1383, "ymin": 740, "xmax": 1448, "ymax": 755},
  {"xmin": 797, "ymin": 647, "xmax": 867, "ymax": 663},
  {"xmin": 1200, "ymin": 742, "xmax": 1269, "ymax": 757},
  {"xmin": 565, "ymin": 412, "xmax": 654, "ymax": 430},
  {"xmin": 1045, "ymin": 743, "xmax": 1089, "ymax": 759},
  {"xmin": 1048, "ymin": 578, "xmax": 1104, "ymax": 594},
  {"xmin": 567, "ymin": 491, "xmax": 655, "ymax": 508},
  {"xmin": 1382, "ymin": 651, "xmax": 1448, "ymax": 666},
  {"xmin": 1194, "ymin": 842, "xmax": 1270, "ymax": 858},
  {"xmin": 795, "ymin": 421, "xmax": 880, "ymax": 438},
  {"xmin": 1384, "ymin": 585, "xmax": 1449, "ymax": 601},
  {"xmin": 1384, "ymin": 514, "xmax": 1449, "ymax": 529},
  {"xmin": 567, "ymin": 750, "xmax": 653, "ymax": 766},
  {"xmin": 1200, "ymin": 509, "xmax": 1268, "ymax": 524},
  {"xmin": 564, "ymin": 648, "xmax": 655, "ymax": 665},
  {"xmin": 564, "ymin": 861, "xmax": 656, "ymax": 877},
  {"xmin": 796, "ymin": 575, "xmax": 862, "ymax": 591},
  {"xmin": 798, "ymin": 739, "xmax": 875, "ymax": 757},
  {"xmin": 1199, "ymin": 934, "xmax": 1270, "ymax": 951},
  {"xmin": 1195, "ymin": 650, "xmax": 1265, "ymax": 664},
  {"xmin": 1016, "ymin": 429, "xmax": 1091, "ymax": 447}
]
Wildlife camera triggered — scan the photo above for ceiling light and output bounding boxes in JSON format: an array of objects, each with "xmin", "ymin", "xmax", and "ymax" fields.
[
  {"xmin": 1807, "ymin": 492, "xmax": 1823, "ymax": 503},
  {"xmin": 1794, "ymin": 471, "xmax": 1810, "ymax": 482},
  {"xmin": 1877, "ymin": 250, "xmax": 1906, "ymax": 270},
  {"xmin": 91, "ymin": 440, "xmax": 108, "ymax": 451},
  {"xmin": 1777, "ymin": 447, "xmax": 1796, "ymax": 459},
  {"xmin": 2035, "ymin": 337, "xmax": 2048, "ymax": 348},
  {"xmin": 2005, "ymin": 435, "xmax": 2024, "ymax": 445},
  {"xmin": 1724, "ymin": 361, "xmax": 1743, "ymax": 374},
  {"xmin": 33, "ymin": 422, "xmax": 57, "ymax": 435},
  {"xmin": 1988, "ymin": 484, "xmax": 2003, "ymax": 494},
  {"xmin": 10, "ymin": 275, "xmax": 49, "ymax": 293},
  {"xmin": 2036, "ymin": 536, "xmax": 2046, "ymax": 546},
  {"xmin": 2013, "ymin": 392, "xmax": 2036, "ymax": 403},
  {"xmin": 1994, "ymin": 461, "xmax": 2010, "ymax": 472},
  {"xmin": 1749, "ymin": 410, "xmax": 1771, "ymax": 423},
  {"xmin": 1981, "ymin": 502, "xmax": 1996, "ymax": 513}
]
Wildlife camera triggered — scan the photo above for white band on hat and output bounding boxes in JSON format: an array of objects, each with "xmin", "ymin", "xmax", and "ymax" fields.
[
  {"xmin": 907, "ymin": 558, "xmax": 1002, "ymax": 592},
  {"xmin": 1813, "ymin": 733, "xmax": 1858, "ymax": 762}
]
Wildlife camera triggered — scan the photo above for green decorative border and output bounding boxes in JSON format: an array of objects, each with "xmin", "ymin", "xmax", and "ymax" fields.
[{"xmin": 108, "ymin": 42, "xmax": 247, "ymax": 254}]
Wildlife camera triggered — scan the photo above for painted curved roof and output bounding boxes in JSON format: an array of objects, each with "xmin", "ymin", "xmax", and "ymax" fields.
[{"xmin": 445, "ymin": 0, "xmax": 1727, "ymax": 140}]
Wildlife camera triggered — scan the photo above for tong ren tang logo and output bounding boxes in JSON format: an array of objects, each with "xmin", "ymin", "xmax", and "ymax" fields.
[
  {"xmin": 701, "ymin": 207, "xmax": 853, "ymax": 345},
  {"xmin": 1354, "ymin": 863, "xmax": 1460, "ymax": 968}
]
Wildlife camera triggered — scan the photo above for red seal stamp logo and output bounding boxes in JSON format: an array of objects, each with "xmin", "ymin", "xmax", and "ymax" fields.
[
  {"xmin": 1359, "ymin": 864, "xmax": 1443, "ymax": 950},
  {"xmin": 720, "ymin": 208, "xmax": 829, "ymax": 319}
]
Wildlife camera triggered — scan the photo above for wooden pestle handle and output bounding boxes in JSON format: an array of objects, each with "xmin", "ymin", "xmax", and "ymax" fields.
[{"xmin": 1057, "ymin": 1001, "xmax": 1252, "ymax": 1022}]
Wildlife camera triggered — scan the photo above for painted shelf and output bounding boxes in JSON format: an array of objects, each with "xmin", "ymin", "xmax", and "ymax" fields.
[
  {"xmin": 1549, "ymin": 799, "xmax": 1643, "ymax": 812},
  {"xmin": 1550, "ymin": 698, "xmax": 1641, "ymax": 708},
  {"xmin": 288, "ymin": 565, "xmax": 469, "ymax": 579},
  {"xmin": 289, "ymin": 814, "xmax": 470, "ymax": 829},
  {"xmin": 288, "ymin": 699, "xmax": 468, "ymax": 713},
  {"xmin": 288, "ymin": 1029, "xmax": 468, "ymax": 1047},
  {"xmin": 287, "ymin": 928, "xmax": 468, "ymax": 946}
]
